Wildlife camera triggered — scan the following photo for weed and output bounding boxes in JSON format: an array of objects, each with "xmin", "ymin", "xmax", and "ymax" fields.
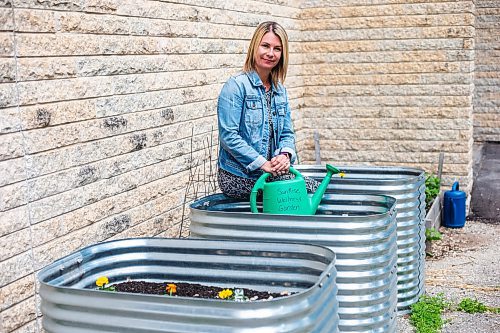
[
  {"xmin": 410, "ymin": 294, "xmax": 450, "ymax": 333},
  {"xmin": 410, "ymin": 295, "xmax": 500, "ymax": 332},
  {"xmin": 425, "ymin": 173, "xmax": 441, "ymax": 211},
  {"xmin": 457, "ymin": 297, "xmax": 500, "ymax": 314},
  {"xmin": 457, "ymin": 298, "xmax": 487, "ymax": 313},
  {"xmin": 425, "ymin": 228, "xmax": 442, "ymax": 241}
]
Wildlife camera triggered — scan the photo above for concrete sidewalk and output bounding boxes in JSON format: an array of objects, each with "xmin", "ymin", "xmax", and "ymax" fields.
[
  {"xmin": 398, "ymin": 220, "xmax": 500, "ymax": 332},
  {"xmin": 398, "ymin": 142, "xmax": 500, "ymax": 332}
]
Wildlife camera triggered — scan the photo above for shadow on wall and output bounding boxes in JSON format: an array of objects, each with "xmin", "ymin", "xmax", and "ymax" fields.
[{"xmin": 470, "ymin": 142, "xmax": 500, "ymax": 221}]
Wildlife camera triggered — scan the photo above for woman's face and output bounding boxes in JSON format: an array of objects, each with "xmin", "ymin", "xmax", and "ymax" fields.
[{"xmin": 254, "ymin": 31, "xmax": 282, "ymax": 75}]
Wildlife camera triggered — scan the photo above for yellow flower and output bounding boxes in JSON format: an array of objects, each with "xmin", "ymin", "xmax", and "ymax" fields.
[
  {"xmin": 218, "ymin": 289, "xmax": 233, "ymax": 299},
  {"xmin": 96, "ymin": 276, "xmax": 109, "ymax": 288},
  {"xmin": 166, "ymin": 284, "xmax": 177, "ymax": 295},
  {"xmin": 339, "ymin": 172, "xmax": 346, "ymax": 178}
]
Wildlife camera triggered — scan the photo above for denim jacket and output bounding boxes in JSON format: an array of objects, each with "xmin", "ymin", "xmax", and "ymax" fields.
[{"xmin": 217, "ymin": 70, "xmax": 296, "ymax": 179}]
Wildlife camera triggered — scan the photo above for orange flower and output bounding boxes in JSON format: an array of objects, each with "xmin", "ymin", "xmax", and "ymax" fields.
[{"xmin": 166, "ymin": 284, "xmax": 177, "ymax": 295}]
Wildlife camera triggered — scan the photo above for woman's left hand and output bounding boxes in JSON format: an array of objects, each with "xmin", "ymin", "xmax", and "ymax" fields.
[{"xmin": 270, "ymin": 154, "xmax": 290, "ymax": 175}]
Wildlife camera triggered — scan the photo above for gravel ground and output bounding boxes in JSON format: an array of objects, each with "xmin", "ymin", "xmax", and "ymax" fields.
[{"xmin": 397, "ymin": 219, "xmax": 500, "ymax": 332}]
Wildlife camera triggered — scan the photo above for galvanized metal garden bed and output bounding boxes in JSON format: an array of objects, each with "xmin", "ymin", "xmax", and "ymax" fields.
[
  {"xmin": 296, "ymin": 164, "xmax": 426, "ymax": 314},
  {"xmin": 38, "ymin": 238, "xmax": 339, "ymax": 333},
  {"xmin": 190, "ymin": 193, "xmax": 398, "ymax": 333}
]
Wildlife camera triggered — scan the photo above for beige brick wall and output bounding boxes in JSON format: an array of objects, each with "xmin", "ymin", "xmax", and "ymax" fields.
[
  {"xmin": 295, "ymin": 0, "xmax": 475, "ymax": 192},
  {"xmin": 0, "ymin": 1, "xmax": 301, "ymax": 331},
  {"xmin": 0, "ymin": 0, "xmax": 481, "ymax": 331},
  {"xmin": 474, "ymin": 0, "xmax": 500, "ymax": 142}
]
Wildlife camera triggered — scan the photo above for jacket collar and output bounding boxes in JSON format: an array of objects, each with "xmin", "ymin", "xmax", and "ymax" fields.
[{"xmin": 246, "ymin": 70, "xmax": 281, "ymax": 94}]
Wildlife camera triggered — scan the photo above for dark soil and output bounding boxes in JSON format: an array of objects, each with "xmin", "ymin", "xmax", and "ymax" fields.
[{"xmin": 112, "ymin": 281, "xmax": 290, "ymax": 301}]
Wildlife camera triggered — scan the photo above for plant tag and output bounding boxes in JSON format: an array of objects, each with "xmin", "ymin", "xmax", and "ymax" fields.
[{"xmin": 234, "ymin": 288, "xmax": 245, "ymax": 302}]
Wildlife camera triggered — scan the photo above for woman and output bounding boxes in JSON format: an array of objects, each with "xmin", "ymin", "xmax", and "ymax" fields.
[{"xmin": 217, "ymin": 21, "xmax": 319, "ymax": 199}]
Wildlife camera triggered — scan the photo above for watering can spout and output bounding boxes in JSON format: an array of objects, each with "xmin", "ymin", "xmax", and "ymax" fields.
[{"xmin": 310, "ymin": 164, "xmax": 341, "ymax": 214}]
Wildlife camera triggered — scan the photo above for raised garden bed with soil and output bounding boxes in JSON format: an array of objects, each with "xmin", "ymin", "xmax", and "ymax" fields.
[
  {"xmin": 111, "ymin": 280, "xmax": 290, "ymax": 301},
  {"xmin": 190, "ymin": 192, "xmax": 399, "ymax": 333},
  {"xmin": 38, "ymin": 238, "xmax": 340, "ymax": 333}
]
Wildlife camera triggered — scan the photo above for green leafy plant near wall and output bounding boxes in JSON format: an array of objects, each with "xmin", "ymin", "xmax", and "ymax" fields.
[
  {"xmin": 425, "ymin": 173, "xmax": 441, "ymax": 211},
  {"xmin": 425, "ymin": 228, "xmax": 442, "ymax": 241}
]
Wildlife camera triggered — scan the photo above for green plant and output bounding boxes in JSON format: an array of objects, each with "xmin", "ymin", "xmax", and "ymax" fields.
[
  {"xmin": 425, "ymin": 228, "xmax": 442, "ymax": 241},
  {"xmin": 410, "ymin": 294, "xmax": 450, "ymax": 333},
  {"xmin": 457, "ymin": 297, "xmax": 500, "ymax": 314},
  {"xmin": 457, "ymin": 298, "xmax": 487, "ymax": 313},
  {"xmin": 425, "ymin": 173, "xmax": 441, "ymax": 211}
]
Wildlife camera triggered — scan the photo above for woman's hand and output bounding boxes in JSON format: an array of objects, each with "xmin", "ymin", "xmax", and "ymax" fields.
[
  {"xmin": 260, "ymin": 161, "xmax": 277, "ymax": 176},
  {"xmin": 270, "ymin": 154, "xmax": 290, "ymax": 175}
]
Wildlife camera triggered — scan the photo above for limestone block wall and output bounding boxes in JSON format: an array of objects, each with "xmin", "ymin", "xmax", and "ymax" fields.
[
  {"xmin": 0, "ymin": 0, "xmax": 482, "ymax": 332},
  {"xmin": 295, "ymin": 0, "xmax": 475, "ymax": 190},
  {"xmin": 474, "ymin": 0, "xmax": 500, "ymax": 142},
  {"xmin": 0, "ymin": 1, "xmax": 301, "ymax": 332}
]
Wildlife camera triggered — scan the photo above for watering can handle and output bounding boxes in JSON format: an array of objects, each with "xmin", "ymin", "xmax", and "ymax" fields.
[
  {"xmin": 451, "ymin": 198, "xmax": 456, "ymax": 224},
  {"xmin": 250, "ymin": 167, "xmax": 304, "ymax": 213},
  {"xmin": 250, "ymin": 172, "xmax": 271, "ymax": 213},
  {"xmin": 449, "ymin": 181, "xmax": 460, "ymax": 224},
  {"xmin": 288, "ymin": 166, "xmax": 304, "ymax": 179}
]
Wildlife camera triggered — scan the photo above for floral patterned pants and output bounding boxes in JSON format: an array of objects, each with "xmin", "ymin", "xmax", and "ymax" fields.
[{"xmin": 217, "ymin": 168, "xmax": 320, "ymax": 200}]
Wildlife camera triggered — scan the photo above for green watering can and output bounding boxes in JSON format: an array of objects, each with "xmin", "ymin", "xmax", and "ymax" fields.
[{"xmin": 250, "ymin": 164, "xmax": 341, "ymax": 215}]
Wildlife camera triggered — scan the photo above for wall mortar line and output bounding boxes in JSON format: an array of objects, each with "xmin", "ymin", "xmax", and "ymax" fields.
[{"xmin": 7, "ymin": 2, "xmax": 42, "ymax": 332}]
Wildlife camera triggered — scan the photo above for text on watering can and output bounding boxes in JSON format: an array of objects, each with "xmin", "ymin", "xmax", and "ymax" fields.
[{"xmin": 276, "ymin": 187, "xmax": 302, "ymax": 212}]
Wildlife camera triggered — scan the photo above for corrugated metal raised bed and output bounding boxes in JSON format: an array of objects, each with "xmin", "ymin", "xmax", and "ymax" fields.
[
  {"xmin": 295, "ymin": 164, "xmax": 426, "ymax": 314},
  {"xmin": 38, "ymin": 238, "xmax": 339, "ymax": 333},
  {"xmin": 190, "ymin": 193, "xmax": 398, "ymax": 333}
]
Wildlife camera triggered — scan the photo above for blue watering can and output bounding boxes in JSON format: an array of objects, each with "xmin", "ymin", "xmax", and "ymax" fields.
[{"xmin": 442, "ymin": 181, "xmax": 466, "ymax": 228}]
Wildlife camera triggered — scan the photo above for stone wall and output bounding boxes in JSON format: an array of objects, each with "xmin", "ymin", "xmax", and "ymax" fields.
[
  {"xmin": 0, "ymin": 0, "xmax": 481, "ymax": 332},
  {"xmin": 296, "ymin": 0, "xmax": 475, "ymax": 191},
  {"xmin": 0, "ymin": 1, "xmax": 301, "ymax": 331},
  {"xmin": 474, "ymin": 0, "xmax": 500, "ymax": 142}
]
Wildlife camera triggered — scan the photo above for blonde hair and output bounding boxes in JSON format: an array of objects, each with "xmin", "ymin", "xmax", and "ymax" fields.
[{"xmin": 243, "ymin": 21, "xmax": 289, "ymax": 87}]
